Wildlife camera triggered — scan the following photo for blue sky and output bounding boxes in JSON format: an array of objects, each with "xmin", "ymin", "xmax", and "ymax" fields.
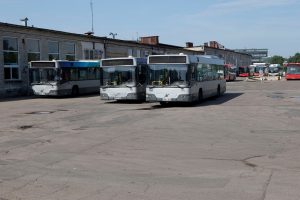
[{"xmin": 1, "ymin": 0, "xmax": 299, "ymax": 57}]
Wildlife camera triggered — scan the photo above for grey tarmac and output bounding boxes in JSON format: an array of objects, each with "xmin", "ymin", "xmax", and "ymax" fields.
[{"xmin": 0, "ymin": 79, "xmax": 300, "ymax": 200}]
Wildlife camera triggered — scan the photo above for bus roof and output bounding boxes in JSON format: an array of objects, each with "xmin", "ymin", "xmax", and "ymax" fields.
[
  {"xmin": 29, "ymin": 60, "xmax": 100, "ymax": 68},
  {"xmin": 59, "ymin": 61, "xmax": 99, "ymax": 68},
  {"xmin": 148, "ymin": 54, "xmax": 224, "ymax": 65},
  {"xmin": 101, "ymin": 57, "xmax": 147, "ymax": 67}
]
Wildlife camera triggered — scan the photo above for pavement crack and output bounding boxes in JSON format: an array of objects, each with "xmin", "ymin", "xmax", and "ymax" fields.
[
  {"xmin": 199, "ymin": 155, "xmax": 264, "ymax": 168},
  {"xmin": 261, "ymin": 170, "xmax": 274, "ymax": 200},
  {"xmin": 4, "ymin": 174, "xmax": 46, "ymax": 196},
  {"xmin": 143, "ymin": 183, "xmax": 151, "ymax": 193},
  {"xmin": 242, "ymin": 155, "xmax": 264, "ymax": 168},
  {"xmin": 76, "ymin": 186, "xmax": 111, "ymax": 200}
]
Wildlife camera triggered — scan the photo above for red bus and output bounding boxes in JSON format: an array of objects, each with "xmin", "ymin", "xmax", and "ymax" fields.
[
  {"xmin": 286, "ymin": 63, "xmax": 300, "ymax": 80},
  {"xmin": 238, "ymin": 66, "xmax": 249, "ymax": 77},
  {"xmin": 224, "ymin": 64, "xmax": 236, "ymax": 81}
]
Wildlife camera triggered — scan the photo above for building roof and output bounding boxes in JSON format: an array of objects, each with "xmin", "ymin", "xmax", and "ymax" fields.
[{"xmin": 0, "ymin": 22, "xmax": 193, "ymax": 51}]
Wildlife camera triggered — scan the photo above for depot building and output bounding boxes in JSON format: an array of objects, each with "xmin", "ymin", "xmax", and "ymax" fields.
[{"xmin": 0, "ymin": 22, "xmax": 251, "ymax": 98}]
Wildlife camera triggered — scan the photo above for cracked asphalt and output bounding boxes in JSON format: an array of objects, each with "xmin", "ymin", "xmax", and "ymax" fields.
[{"xmin": 0, "ymin": 79, "xmax": 300, "ymax": 200}]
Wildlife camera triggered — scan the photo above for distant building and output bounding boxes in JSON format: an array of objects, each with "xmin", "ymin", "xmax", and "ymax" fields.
[
  {"xmin": 234, "ymin": 48, "xmax": 268, "ymax": 63},
  {"xmin": 185, "ymin": 41, "xmax": 252, "ymax": 67}
]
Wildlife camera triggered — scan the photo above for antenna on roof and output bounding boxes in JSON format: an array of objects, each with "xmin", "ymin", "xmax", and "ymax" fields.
[{"xmin": 90, "ymin": 0, "xmax": 94, "ymax": 34}]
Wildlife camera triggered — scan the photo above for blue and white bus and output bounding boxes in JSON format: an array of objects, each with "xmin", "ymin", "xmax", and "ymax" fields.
[
  {"xmin": 146, "ymin": 54, "xmax": 226, "ymax": 104},
  {"xmin": 29, "ymin": 60, "xmax": 100, "ymax": 96},
  {"xmin": 100, "ymin": 57, "xmax": 148, "ymax": 101}
]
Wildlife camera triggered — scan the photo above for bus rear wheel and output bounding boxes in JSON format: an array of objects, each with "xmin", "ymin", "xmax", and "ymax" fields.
[{"xmin": 71, "ymin": 86, "xmax": 79, "ymax": 96}]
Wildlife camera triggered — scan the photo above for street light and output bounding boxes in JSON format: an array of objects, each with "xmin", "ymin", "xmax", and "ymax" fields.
[
  {"xmin": 20, "ymin": 17, "xmax": 29, "ymax": 27},
  {"xmin": 109, "ymin": 32, "xmax": 117, "ymax": 39}
]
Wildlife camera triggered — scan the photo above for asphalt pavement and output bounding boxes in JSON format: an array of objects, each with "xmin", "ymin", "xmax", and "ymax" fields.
[{"xmin": 0, "ymin": 79, "xmax": 300, "ymax": 200}]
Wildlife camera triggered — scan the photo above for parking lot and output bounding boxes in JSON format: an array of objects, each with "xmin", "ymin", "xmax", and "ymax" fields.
[{"xmin": 0, "ymin": 79, "xmax": 300, "ymax": 200}]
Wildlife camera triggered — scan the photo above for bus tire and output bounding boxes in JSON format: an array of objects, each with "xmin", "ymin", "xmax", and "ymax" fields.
[
  {"xmin": 217, "ymin": 85, "xmax": 221, "ymax": 97},
  {"xmin": 71, "ymin": 86, "xmax": 79, "ymax": 96},
  {"xmin": 198, "ymin": 89, "xmax": 203, "ymax": 103}
]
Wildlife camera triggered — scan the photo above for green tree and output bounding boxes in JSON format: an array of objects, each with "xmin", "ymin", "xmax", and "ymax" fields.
[
  {"xmin": 269, "ymin": 55, "xmax": 285, "ymax": 65},
  {"xmin": 288, "ymin": 53, "xmax": 300, "ymax": 63}
]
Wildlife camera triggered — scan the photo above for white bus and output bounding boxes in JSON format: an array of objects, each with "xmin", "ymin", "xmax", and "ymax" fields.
[
  {"xmin": 146, "ymin": 54, "xmax": 226, "ymax": 104},
  {"xmin": 29, "ymin": 60, "xmax": 100, "ymax": 96},
  {"xmin": 100, "ymin": 57, "xmax": 148, "ymax": 101}
]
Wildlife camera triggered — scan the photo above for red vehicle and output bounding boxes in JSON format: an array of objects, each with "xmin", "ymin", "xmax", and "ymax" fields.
[
  {"xmin": 224, "ymin": 64, "xmax": 236, "ymax": 81},
  {"xmin": 286, "ymin": 63, "xmax": 300, "ymax": 80},
  {"xmin": 238, "ymin": 66, "xmax": 249, "ymax": 77}
]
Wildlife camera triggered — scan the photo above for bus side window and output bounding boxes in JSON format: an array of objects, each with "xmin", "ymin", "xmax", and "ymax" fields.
[
  {"xmin": 197, "ymin": 63, "xmax": 204, "ymax": 81},
  {"xmin": 218, "ymin": 65, "xmax": 225, "ymax": 79},
  {"xmin": 87, "ymin": 67, "xmax": 96, "ymax": 80},
  {"xmin": 189, "ymin": 64, "xmax": 196, "ymax": 81},
  {"xmin": 61, "ymin": 68, "xmax": 71, "ymax": 81},
  {"xmin": 79, "ymin": 69, "xmax": 88, "ymax": 80},
  {"xmin": 70, "ymin": 68, "xmax": 78, "ymax": 81}
]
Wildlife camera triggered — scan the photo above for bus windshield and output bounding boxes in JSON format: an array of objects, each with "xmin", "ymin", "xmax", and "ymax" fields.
[
  {"xmin": 30, "ymin": 68, "xmax": 57, "ymax": 84},
  {"xmin": 148, "ymin": 64, "xmax": 188, "ymax": 86},
  {"xmin": 269, "ymin": 67, "xmax": 280, "ymax": 73},
  {"xmin": 102, "ymin": 66, "xmax": 135, "ymax": 87},
  {"xmin": 254, "ymin": 66, "xmax": 266, "ymax": 73},
  {"xmin": 239, "ymin": 67, "xmax": 248, "ymax": 73},
  {"xmin": 229, "ymin": 67, "xmax": 236, "ymax": 73},
  {"xmin": 287, "ymin": 65, "xmax": 300, "ymax": 74}
]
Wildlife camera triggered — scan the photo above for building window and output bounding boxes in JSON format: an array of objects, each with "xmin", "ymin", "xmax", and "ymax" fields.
[
  {"xmin": 64, "ymin": 43, "xmax": 75, "ymax": 61},
  {"xmin": 27, "ymin": 39, "xmax": 40, "ymax": 62},
  {"xmin": 137, "ymin": 50, "xmax": 141, "ymax": 57},
  {"xmin": 84, "ymin": 49, "xmax": 94, "ymax": 60},
  {"xmin": 3, "ymin": 37, "xmax": 19, "ymax": 80},
  {"xmin": 83, "ymin": 49, "xmax": 103, "ymax": 60},
  {"xmin": 48, "ymin": 41, "xmax": 59, "ymax": 60},
  {"xmin": 128, "ymin": 49, "xmax": 133, "ymax": 56},
  {"xmin": 144, "ymin": 51, "xmax": 150, "ymax": 57}
]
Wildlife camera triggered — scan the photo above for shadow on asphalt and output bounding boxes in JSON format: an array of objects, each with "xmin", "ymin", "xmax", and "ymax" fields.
[
  {"xmin": 0, "ymin": 95, "xmax": 37, "ymax": 103},
  {"xmin": 0, "ymin": 93, "xmax": 100, "ymax": 102},
  {"xmin": 228, "ymin": 79, "xmax": 245, "ymax": 82},
  {"xmin": 136, "ymin": 92, "xmax": 244, "ymax": 110},
  {"xmin": 106, "ymin": 100, "xmax": 145, "ymax": 104},
  {"xmin": 198, "ymin": 92, "xmax": 244, "ymax": 107}
]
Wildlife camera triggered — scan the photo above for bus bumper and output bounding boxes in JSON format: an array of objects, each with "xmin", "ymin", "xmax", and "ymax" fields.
[
  {"xmin": 101, "ymin": 92, "xmax": 139, "ymax": 100},
  {"xmin": 146, "ymin": 94, "xmax": 193, "ymax": 102}
]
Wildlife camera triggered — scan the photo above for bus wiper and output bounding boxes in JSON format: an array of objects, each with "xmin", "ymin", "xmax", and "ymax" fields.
[
  {"xmin": 176, "ymin": 84, "xmax": 186, "ymax": 88},
  {"xmin": 43, "ymin": 82, "xmax": 55, "ymax": 86},
  {"xmin": 102, "ymin": 85, "xmax": 111, "ymax": 88},
  {"xmin": 172, "ymin": 81, "xmax": 187, "ymax": 88},
  {"xmin": 125, "ymin": 83, "xmax": 135, "ymax": 88}
]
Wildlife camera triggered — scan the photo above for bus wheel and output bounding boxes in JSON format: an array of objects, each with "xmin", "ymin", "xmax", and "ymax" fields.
[
  {"xmin": 198, "ymin": 89, "xmax": 203, "ymax": 103},
  {"xmin": 217, "ymin": 85, "xmax": 221, "ymax": 97},
  {"xmin": 71, "ymin": 86, "xmax": 79, "ymax": 96}
]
